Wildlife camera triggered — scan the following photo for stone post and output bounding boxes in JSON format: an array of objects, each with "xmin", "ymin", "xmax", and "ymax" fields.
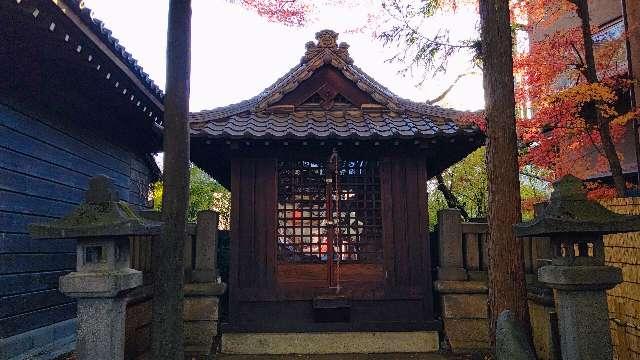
[
  {"xmin": 29, "ymin": 176, "xmax": 161, "ymax": 360},
  {"xmin": 183, "ymin": 210, "xmax": 226, "ymax": 357},
  {"xmin": 437, "ymin": 209, "xmax": 468, "ymax": 281},
  {"xmin": 190, "ymin": 210, "xmax": 219, "ymax": 282}
]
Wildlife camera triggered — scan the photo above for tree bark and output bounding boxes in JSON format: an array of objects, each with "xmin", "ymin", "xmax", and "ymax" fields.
[
  {"xmin": 478, "ymin": 0, "xmax": 531, "ymax": 348},
  {"xmin": 572, "ymin": 0, "xmax": 627, "ymax": 196},
  {"xmin": 625, "ymin": 0, "xmax": 640, "ymax": 108},
  {"xmin": 151, "ymin": 1, "xmax": 191, "ymax": 359},
  {"xmin": 622, "ymin": 0, "xmax": 640, "ymax": 187}
]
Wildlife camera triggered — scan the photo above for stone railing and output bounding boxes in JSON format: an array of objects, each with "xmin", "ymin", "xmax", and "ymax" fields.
[
  {"xmin": 124, "ymin": 211, "xmax": 226, "ymax": 360},
  {"xmin": 434, "ymin": 208, "xmax": 559, "ymax": 358}
]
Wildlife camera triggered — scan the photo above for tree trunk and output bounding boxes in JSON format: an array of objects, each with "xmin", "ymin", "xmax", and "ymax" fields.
[
  {"xmin": 151, "ymin": 1, "xmax": 191, "ymax": 359},
  {"xmin": 478, "ymin": 0, "xmax": 531, "ymax": 348},
  {"xmin": 573, "ymin": 0, "xmax": 627, "ymax": 196},
  {"xmin": 622, "ymin": 0, "xmax": 640, "ymax": 187}
]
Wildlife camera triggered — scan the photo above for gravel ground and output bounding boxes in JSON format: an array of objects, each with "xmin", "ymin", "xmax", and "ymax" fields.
[{"xmin": 216, "ymin": 353, "xmax": 484, "ymax": 360}]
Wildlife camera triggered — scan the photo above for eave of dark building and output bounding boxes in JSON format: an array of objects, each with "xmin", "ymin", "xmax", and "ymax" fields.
[{"xmin": 2, "ymin": 0, "xmax": 165, "ymax": 156}]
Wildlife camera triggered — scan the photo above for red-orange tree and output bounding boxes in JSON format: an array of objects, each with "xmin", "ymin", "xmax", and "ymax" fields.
[
  {"xmin": 241, "ymin": 0, "xmax": 309, "ymax": 26},
  {"xmin": 377, "ymin": 0, "xmax": 637, "ymax": 197},
  {"xmin": 513, "ymin": 0, "xmax": 637, "ymax": 197}
]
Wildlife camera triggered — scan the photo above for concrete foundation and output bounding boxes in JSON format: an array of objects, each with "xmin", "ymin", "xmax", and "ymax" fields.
[{"xmin": 220, "ymin": 331, "xmax": 439, "ymax": 354}]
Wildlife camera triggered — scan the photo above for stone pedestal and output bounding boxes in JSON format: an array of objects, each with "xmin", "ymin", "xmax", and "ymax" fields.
[
  {"xmin": 183, "ymin": 281, "xmax": 226, "ymax": 357},
  {"xmin": 539, "ymin": 265, "xmax": 622, "ymax": 360},
  {"xmin": 59, "ymin": 247, "xmax": 142, "ymax": 360},
  {"xmin": 183, "ymin": 210, "xmax": 226, "ymax": 358},
  {"xmin": 435, "ymin": 280, "xmax": 489, "ymax": 352},
  {"xmin": 75, "ymin": 297, "xmax": 127, "ymax": 359}
]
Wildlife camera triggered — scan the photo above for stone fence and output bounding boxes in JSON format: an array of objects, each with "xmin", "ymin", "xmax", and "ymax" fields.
[
  {"xmin": 437, "ymin": 198, "xmax": 640, "ymax": 360},
  {"xmin": 435, "ymin": 208, "xmax": 558, "ymax": 358},
  {"xmin": 125, "ymin": 211, "xmax": 225, "ymax": 360}
]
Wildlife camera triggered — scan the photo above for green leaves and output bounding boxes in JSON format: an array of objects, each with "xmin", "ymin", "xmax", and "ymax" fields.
[{"xmin": 152, "ymin": 165, "xmax": 231, "ymax": 228}]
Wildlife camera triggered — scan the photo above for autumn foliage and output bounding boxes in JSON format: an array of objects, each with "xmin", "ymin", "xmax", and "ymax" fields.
[
  {"xmin": 513, "ymin": 0, "xmax": 636, "ymax": 197},
  {"xmin": 241, "ymin": 0, "xmax": 310, "ymax": 26},
  {"xmin": 457, "ymin": 0, "xmax": 636, "ymax": 197}
]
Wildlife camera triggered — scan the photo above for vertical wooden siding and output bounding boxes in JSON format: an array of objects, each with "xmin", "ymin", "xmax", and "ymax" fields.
[
  {"xmin": 229, "ymin": 157, "xmax": 277, "ymax": 312},
  {"xmin": 0, "ymin": 104, "xmax": 153, "ymax": 339},
  {"xmin": 380, "ymin": 157, "xmax": 433, "ymax": 314}
]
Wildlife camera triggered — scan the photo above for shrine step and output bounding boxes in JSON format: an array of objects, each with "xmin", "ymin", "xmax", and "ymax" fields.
[
  {"xmin": 312, "ymin": 296, "xmax": 351, "ymax": 323},
  {"xmin": 220, "ymin": 331, "xmax": 439, "ymax": 354}
]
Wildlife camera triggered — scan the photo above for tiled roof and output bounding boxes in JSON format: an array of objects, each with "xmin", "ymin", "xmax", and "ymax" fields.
[
  {"xmin": 62, "ymin": 0, "xmax": 164, "ymax": 102},
  {"xmin": 190, "ymin": 30, "xmax": 478, "ymax": 140},
  {"xmin": 190, "ymin": 111, "xmax": 475, "ymax": 139}
]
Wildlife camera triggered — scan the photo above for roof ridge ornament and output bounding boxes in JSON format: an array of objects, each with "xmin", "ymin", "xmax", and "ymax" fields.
[{"xmin": 302, "ymin": 29, "xmax": 353, "ymax": 65}]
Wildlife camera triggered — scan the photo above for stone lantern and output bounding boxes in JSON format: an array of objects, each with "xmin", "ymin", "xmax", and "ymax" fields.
[
  {"xmin": 29, "ymin": 176, "xmax": 161, "ymax": 360},
  {"xmin": 515, "ymin": 175, "xmax": 640, "ymax": 360}
]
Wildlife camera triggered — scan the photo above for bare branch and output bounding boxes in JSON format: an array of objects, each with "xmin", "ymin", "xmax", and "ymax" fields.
[{"xmin": 427, "ymin": 71, "xmax": 476, "ymax": 104}]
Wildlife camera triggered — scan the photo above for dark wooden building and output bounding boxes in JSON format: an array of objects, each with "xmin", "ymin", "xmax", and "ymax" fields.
[
  {"xmin": 190, "ymin": 30, "xmax": 483, "ymax": 334},
  {"xmin": 1, "ymin": 1, "xmax": 162, "ymax": 358}
]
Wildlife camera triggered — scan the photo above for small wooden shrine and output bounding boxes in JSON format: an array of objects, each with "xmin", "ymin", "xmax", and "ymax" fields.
[{"xmin": 190, "ymin": 30, "xmax": 483, "ymax": 333}]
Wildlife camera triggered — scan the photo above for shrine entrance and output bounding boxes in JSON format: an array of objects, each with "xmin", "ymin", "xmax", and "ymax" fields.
[
  {"xmin": 189, "ymin": 30, "xmax": 484, "ymax": 333},
  {"xmin": 276, "ymin": 150, "xmax": 384, "ymax": 298}
]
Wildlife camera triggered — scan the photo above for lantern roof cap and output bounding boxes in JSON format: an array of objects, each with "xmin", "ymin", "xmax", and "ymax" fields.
[
  {"xmin": 29, "ymin": 176, "xmax": 161, "ymax": 239},
  {"xmin": 514, "ymin": 175, "xmax": 640, "ymax": 237}
]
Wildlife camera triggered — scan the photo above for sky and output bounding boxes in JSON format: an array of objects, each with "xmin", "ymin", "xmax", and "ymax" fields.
[{"xmin": 83, "ymin": 0, "xmax": 485, "ymax": 113}]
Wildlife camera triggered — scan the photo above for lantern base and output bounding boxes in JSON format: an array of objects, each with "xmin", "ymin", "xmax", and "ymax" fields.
[
  {"xmin": 538, "ymin": 265, "xmax": 621, "ymax": 291},
  {"xmin": 59, "ymin": 268, "xmax": 142, "ymax": 298},
  {"xmin": 539, "ymin": 265, "xmax": 622, "ymax": 360}
]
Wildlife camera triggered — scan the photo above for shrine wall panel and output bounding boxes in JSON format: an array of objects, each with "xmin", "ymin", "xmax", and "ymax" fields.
[{"xmin": 380, "ymin": 156, "xmax": 433, "ymax": 314}]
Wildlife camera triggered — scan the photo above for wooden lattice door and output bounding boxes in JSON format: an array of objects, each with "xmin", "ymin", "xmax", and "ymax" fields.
[{"xmin": 276, "ymin": 151, "xmax": 384, "ymax": 295}]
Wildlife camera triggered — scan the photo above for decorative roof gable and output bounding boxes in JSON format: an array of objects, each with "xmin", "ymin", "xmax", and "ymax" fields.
[
  {"xmin": 190, "ymin": 30, "xmax": 480, "ymax": 140},
  {"xmin": 301, "ymin": 29, "xmax": 354, "ymax": 65}
]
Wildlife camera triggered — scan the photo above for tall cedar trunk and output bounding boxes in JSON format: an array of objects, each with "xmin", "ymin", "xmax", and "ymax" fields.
[
  {"xmin": 151, "ymin": 1, "xmax": 191, "ymax": 359},
  {"xmin": 573, "ymin": 0, "xmax": 626, "ymax": 196},
  {"xmin": 478, "ymin": 0, "xmax": 531, "ymax": 348},
  {"xmin": 626, "ymin": 0, "xmax": 640, "ymax": 108},
  {"xmin": 623, "ymin": 0, "xmax": 640, "ymax": 186}
]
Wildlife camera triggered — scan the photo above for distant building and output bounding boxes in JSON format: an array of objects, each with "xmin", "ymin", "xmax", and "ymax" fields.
[{"xmin": 0, "ymin": 1, "xmax": 163, "ymax": 358}]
